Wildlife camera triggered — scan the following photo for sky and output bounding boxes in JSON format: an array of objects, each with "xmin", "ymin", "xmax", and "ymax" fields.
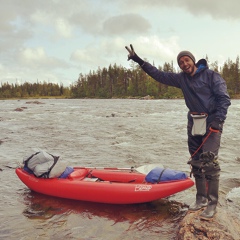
[{"xmin": 1, "ymin": 0, "xmax": 240, "ymax": 87}]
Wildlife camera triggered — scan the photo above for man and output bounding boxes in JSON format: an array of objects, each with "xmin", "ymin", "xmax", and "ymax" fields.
[{"xmin": 125, "ymin": 44, "xmax": 231, "ymax": 219}]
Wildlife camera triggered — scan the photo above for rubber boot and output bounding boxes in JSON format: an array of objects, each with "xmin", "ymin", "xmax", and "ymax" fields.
[
  {"xmin": 200, "ymin": 178, "xmax": 219, "ymax": 220},
  {"xmin": 188, "ymin": 175, "xmax": 208, "ymax": 212}
]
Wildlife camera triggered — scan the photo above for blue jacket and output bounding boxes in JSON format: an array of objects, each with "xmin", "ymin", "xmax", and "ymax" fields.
[{"xmin": 142, "ymin": 59, "xmax": 231, "ymax": 122}]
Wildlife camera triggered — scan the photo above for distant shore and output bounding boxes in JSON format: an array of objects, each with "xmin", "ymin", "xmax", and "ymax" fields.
[{"xmin": 1, "ymin": 94, "xmax": 240, "ymax": 100}]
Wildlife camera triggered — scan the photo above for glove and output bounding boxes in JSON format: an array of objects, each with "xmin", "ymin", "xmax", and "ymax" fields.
[
  {"xmin": 125, "ymin": 44, "xmax": 144, "ymax": 66},
  {"xmin": 210, "ymin": 119, "xmax": 223, "ymax": 131},
  {"xmin": 199, "ymin": 151, "xmax": 215, "ymax": 163}
]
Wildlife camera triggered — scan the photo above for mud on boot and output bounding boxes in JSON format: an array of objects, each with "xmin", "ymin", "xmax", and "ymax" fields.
[
  {"xmin": 189, "ymin": 198, "xmax": 207, "ymax": 212},
  {"xmin": 200, "ymin": 204, "xmax": 217, "ymax": 220}
]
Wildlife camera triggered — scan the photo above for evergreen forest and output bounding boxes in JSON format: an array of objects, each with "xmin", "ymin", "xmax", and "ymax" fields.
[{"xmin": 1, "ymin": 57, "xmax": 240, "ymax": 99}]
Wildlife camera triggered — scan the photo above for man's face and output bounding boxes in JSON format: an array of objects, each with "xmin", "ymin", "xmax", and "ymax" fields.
[{"xmin": 178, "ymin": 56, "xmax": 197, "ymax": 76}]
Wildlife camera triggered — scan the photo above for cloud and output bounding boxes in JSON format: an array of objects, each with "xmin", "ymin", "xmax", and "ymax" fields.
[
  {"xmin": 55, "ymin": 18, "xmax": 73, "ymax": 38},
  {"xmin": 17, "ymin": 47, "xmax": 69, "ymax": 69},
  {"xmin": 0, "ymin": 65, "xmax": 63, "ymax": 85},
  {"xmin": 70, "ymin": 34, "xmax": 181, "ymax": 73},
  {"xmin": 100, "ymin": 37, "xmax": 128, "ymax": 57},
  {"xmin": 70, "ymin": 10, "xmax": 106, "ymax": 35},
  {"xmin": 124, "ymin": 35, "xmax": 181, "ymax": 64},
  {"xmin": 178, "ymin": 0, "xmax": 240, "ymax": 20},
  {"xmin": 70, "ymin": 36, "xmax": 131, "ymax": 62},
  {"xmin": 71, "ymin": 48, "xmax": 98, "ymax": 65},
  {"xmin": 31, "ymin": 10, "xmax": 74, "ymax": 38},
  {"xmin": 70, "ymin": 36, "xmax": 131, "ymax": 74},
  {"xmin": 0, "ymin": 0, "xmax": 240, "ymax": 86},
  {"xmin": 102, "ymin": 14, "xmax": 151, "ymax": 35},
  {"xmin": 117, "ymin": 0, "xmax": 240, "ymax": 20}
]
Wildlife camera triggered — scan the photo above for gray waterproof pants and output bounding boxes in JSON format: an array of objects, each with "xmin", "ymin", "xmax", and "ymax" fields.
[
  {"xmin": 187, "ymin": 120, "xmax": 222, "ymax": 160},
  {"xmin": 187, "ymin": 119, "xmax": 222, "ymax": 177}
]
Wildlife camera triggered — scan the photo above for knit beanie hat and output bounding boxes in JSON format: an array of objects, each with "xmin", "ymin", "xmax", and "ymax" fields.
[{"xmin": 177, "ymin": 51, "xmax": 195, "ymax": 66}]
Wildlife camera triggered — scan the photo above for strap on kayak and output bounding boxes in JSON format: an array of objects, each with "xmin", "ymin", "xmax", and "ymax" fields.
[{"xmin": 157, "ymin": 168, "xmax": 166, "ymax": 183}]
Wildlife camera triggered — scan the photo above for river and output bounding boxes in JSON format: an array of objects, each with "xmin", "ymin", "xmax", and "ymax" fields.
[{"xmin": 0, "ymin": 99, "xmax": 239, "ymax": 240}]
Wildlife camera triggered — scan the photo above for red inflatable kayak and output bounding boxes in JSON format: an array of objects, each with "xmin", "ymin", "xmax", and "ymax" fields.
[{"xmin": 16, "ymin": 167, "xmax": 194, "ymax": 204}]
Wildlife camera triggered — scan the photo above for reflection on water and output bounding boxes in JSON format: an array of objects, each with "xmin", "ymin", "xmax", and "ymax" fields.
[{"xmin": 19, "ymin": 189, "xmax": 187, "ymax": 239}]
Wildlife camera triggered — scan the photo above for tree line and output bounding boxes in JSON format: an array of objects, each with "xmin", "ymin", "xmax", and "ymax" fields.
[
  {"xmin": 1, "ymin": 56, "xmax": 240, "ymax": 99},
  {"xmin": 0, "ymin": 81, "xmax": 70, "ymax": 98}
]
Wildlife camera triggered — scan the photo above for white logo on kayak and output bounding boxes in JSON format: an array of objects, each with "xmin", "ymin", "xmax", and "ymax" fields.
[{"xmin": 135, "ymin": 185, "xmax": 152, "ymax": 191}]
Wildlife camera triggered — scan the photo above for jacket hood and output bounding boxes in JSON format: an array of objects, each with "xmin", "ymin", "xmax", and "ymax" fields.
[{"xmin": 196, "ymin": 59, "xmax": 208, "ymax": 68}]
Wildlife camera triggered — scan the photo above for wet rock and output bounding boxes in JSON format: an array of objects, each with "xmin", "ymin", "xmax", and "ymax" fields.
[
  {"xmin": 226, "ymin": 187, "xmax": 240, "ymax": 214},
  {"xmin": 227, "ymin": 187, "xmax": 240, "ymax": 202},
  {"xmin": 14, "ymin": 106, "xmax": 28, "ymax": 111},
  {"xmin": 25, "ymin": 100, "xmax": 44, "ymax": 104},
  {"xmin": 236, "ymin": 157, "xmax": 240, "ymax": 162},
  {"xmin": 14, "ymin": 108, "xmax": 24, "ymax": 111},
  {"xmin": 140, "ymin": 95, "xmax": 153, "ymax": 100},
  {"xmin": 106, "ymin": 113, "xmax": 116, "ymax": 117},
  {"xmin": 177, "ymin": 208, "xmax": 240, "ymax": 240}
]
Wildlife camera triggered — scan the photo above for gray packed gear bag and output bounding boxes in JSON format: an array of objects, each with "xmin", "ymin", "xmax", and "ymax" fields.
[{"xmin": 23, "ymin": 150, "xmax": 60, "ymax": 178}]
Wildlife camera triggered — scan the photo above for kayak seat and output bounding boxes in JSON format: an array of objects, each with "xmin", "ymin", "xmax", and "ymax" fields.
[{"xmin": 68, "ymin": 169, "xmax": 89, "ymax": 180}]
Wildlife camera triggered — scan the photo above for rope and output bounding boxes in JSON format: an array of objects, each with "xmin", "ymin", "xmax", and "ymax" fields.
[{"xmin": 190, "ymin": 128, "xmax": 219, "ymax": 160}]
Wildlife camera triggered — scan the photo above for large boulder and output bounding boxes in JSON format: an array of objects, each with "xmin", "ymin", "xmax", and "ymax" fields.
[{"xmin": 177, "ymin": 208, "xmax": 240, "ymax": 240}]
